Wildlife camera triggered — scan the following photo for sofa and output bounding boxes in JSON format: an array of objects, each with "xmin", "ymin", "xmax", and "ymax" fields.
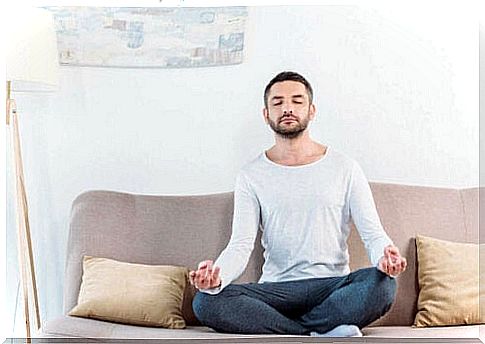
[{"xmin": 42, "ymin": 183, "xmax": 484, "ymax": 343}]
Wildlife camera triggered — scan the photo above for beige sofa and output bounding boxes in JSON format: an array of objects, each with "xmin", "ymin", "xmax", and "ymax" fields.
[{"xmin": 42, "ymin": 183, "xmax": 483, "ymax": 343}]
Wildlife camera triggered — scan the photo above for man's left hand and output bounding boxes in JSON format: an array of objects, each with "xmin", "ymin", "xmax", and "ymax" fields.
[{"xmin": 377, "ymin": 245, "xmax": 407, "ymax": 277}]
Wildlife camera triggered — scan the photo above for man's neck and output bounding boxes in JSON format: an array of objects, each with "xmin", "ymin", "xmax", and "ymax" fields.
[{"xmin": 266, "ymin": 133, "xmax": 327, "ymax": 166}]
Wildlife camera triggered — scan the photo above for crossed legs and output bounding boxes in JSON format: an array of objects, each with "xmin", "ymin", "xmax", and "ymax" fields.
[{"xmin": 192, "ymin": 267, "xmax": 396, "ymax": 335}]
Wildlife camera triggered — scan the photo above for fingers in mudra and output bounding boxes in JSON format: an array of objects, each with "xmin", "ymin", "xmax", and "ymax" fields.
[
  {"xmin": 190, "ymin": 261, "xmax": 221, "ymax": 289},
  {"xmin": 189, "ymin": 271, "xmax": 196, "ymax": 285}
]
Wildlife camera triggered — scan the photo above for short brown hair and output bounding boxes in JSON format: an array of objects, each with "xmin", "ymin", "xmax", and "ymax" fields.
[{"xmin": 264, "ymin": 71, "xmax": 313, "ymax": 108}]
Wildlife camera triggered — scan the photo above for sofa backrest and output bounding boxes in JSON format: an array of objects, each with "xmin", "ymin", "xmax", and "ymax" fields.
[
  {"xmin": 63, "ymin": 184, "xmax": 479, "ymax": 326},
  {"xmin": 348, "ymin": 184, "xmax": 478, "ymax": 326}
]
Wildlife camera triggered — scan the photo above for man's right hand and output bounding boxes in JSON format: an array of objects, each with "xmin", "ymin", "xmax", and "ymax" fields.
[{"xmin": 189, "ymin": 260, "xmax": 221, "ymax": 290}]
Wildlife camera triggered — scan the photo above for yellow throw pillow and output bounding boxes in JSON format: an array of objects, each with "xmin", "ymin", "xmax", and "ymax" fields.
[
  {"xmin": 414, "ymin": 235, "xmax": 484, "ymax": 327},
  {"xmin": 69, "ymin": 256, "xmax": 188, "ymax": 329}
]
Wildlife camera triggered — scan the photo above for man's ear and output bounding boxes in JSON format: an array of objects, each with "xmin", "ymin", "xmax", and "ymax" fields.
[
  {"xmin": 309, "ymin": 104, "xmax": 316, "ymax": 121},
  {"xmin": 263, "ymin": 107, "xmax": 269, "ymax": 124}
]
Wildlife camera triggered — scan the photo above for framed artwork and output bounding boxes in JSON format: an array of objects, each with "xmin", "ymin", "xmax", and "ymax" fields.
[{"xmin": 46, "ymin": 6, "xmax": 248, "ymax": 68}]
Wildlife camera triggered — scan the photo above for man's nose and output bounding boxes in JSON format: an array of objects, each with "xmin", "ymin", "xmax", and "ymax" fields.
[{"xmin": 282, "ymin": 103, "xmax": 294, "ymax": 114}]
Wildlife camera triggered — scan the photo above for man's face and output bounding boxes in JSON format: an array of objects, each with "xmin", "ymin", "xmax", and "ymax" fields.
[{"xmin": 263, "ymin": 81, "xmax": 315, "ymax": 139}]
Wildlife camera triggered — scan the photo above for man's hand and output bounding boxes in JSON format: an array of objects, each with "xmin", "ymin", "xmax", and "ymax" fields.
[
  {"xmin": 377, "ymin": 245, "xmax": 407, "ymax": 277},
  {"xmin": 189, "ymin": 260, "xmax": 221, "ymax": 290}
]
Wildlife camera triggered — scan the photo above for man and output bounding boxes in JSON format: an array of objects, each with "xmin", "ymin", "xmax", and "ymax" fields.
[{"xmin": 190, "ymin": 71, "xmax": 407, "ymax": 337}]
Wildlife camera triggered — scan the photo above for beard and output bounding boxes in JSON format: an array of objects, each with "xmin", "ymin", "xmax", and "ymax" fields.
[{"xmin": 267, "ymin": 113, "xmax": 311, "ymax": 139}]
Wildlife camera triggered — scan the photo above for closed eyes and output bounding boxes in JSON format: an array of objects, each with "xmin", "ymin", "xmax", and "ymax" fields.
[{"xmin": 272, "ymin": 101, "xmax": 303, "ymax": 106}]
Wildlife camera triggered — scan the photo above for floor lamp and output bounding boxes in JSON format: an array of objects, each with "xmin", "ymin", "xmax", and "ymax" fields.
[{"xmin": 6, "ymin": 7, "xmax": 59, "ymax": 338}]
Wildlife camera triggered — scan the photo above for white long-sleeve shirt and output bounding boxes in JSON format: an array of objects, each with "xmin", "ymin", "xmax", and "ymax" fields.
[{"xmin": 201, "ymin": 146, "xmax": 393, "ymax": 295}]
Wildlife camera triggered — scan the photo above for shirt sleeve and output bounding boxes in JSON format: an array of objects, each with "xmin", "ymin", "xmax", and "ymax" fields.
[
  {"xmin": 348, "ymin": 161, "xmax": 393, "ymax": 267},
  {"xmin": 199, "ymin": 172, "xmax": 260, "ymax": 295}
]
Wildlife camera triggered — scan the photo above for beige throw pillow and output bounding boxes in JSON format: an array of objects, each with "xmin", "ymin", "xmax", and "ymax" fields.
[
  {"xmin": 414, "ymin": 235, "xmax": 484, "ymax": 327},
  {"xmin": 69, "ymin": 256, "xmax": 188, "ymax": 328}
]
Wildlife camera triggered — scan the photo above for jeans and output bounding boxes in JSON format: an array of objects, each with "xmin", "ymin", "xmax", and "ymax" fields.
[{"xmin": 192, "ymin": 267, "xmax": 396, "ymax": 335}]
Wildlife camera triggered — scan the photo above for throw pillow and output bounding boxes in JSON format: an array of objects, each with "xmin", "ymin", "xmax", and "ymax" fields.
[
  {"xmin": 69, "ymin": 256, "xmax": 188, "ymax": 328},
  {"xmin": 414, "ymin": 235, "xmax": 484, "ymax": 327}
]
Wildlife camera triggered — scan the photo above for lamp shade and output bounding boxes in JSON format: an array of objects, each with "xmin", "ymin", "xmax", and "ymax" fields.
[{"xmin": 6, "ymin": 7, "xmax": 59, "ymax": 91}]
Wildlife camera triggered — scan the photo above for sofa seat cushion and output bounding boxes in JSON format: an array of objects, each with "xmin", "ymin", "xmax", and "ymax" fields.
[
  {"xmin": 42, "ymin": 315, "xmax": 302, "ymax": 340},
  {"xmin": 43, "ymin": 315, "xmax": 484, "ymax": 341},
  {"xmin": 362, "ymin": 325, "xmax": 483, "ymax": 339}
]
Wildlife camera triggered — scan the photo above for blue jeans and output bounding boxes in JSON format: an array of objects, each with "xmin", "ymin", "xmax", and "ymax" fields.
[{"xmin": 192, "ymin": 267, "xmax": 396, "ymax": 335}]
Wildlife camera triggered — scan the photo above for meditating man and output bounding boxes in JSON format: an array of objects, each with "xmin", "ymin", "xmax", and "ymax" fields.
[{"xmin": 190, "ymin": 71, "xmax": 407, "ymax": 337}]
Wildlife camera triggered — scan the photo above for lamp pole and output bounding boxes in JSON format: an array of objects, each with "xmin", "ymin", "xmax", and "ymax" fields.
[{"xmin": 7, "ymin": 80, "xmax": 42, "ymax": 338}]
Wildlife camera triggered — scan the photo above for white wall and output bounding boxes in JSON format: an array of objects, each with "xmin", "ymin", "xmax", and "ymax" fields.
[
  {"xmin": 480, "ymin": 23, "xmax": 485, "ymax": 186},
  {"xmin": 5, "ymin": 5, "xmax": 478, "ymax": 336}
]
